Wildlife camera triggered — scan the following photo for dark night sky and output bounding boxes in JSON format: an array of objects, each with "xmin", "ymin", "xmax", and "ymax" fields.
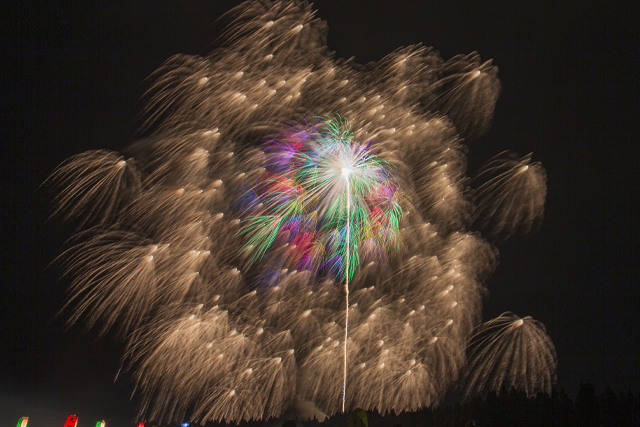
[{"xmin": 2, "ymin": 1, "xmax": 638, "ymax": 426}]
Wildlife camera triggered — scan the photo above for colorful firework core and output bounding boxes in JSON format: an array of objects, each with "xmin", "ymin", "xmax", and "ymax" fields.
[{"xmin": 239, "ymin": 117, "xmax": 406, "ymax": 284}]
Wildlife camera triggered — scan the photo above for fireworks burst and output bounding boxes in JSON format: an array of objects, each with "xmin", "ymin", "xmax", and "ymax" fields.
[
  {"xmin": 48, "ymin": 0, "xmax": 554, "ymax": 422},
  {"xmin": 239, "ymin": 117, "xmax": 405, "ymax": 284},
  {"xmin": 461, "ymin": 313, "xmax": 557, "ymax": 399}
]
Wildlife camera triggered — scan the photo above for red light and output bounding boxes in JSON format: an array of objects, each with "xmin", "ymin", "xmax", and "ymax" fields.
[{"xmin": 64, "ymin": 416, "xmax": 78, "ymax": 427}]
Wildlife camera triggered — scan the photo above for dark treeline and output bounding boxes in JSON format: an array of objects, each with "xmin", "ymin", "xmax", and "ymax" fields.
[
  {"xmin": 336, "ymin": 383, "xmax": 639, "ymax": 427},
  {"xmin": 412, "ymin": 383, "xmax": 640, "ymax": 427},
  {"xmin": 200, "ymin": 383, "xmax": 639, "ymax": 427}
]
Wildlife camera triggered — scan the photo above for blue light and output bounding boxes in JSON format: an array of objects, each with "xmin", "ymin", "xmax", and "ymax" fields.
[{"xmin": 181, "ymin": 423, "xmax": 189, "ymax": 427}]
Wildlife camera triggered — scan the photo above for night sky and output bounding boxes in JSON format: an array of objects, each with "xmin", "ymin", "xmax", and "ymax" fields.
[{"xmin": 2, "ymin": 1, "xmax": 638, "ymax": 426}]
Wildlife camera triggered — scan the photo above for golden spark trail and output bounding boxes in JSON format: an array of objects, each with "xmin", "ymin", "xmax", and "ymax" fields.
[{"xmin": 342, "ymin": 166, "xmax": 351, "ymax": 413}]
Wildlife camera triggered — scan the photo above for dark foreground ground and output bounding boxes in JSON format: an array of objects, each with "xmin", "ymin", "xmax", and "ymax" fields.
[
  {"xmin": 3, "ymin": 384, "xmax": 639, "ymax": 427},
  {"xmin": 202, "ymin": 384, "xmax": 639, "ymax": 427}
]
